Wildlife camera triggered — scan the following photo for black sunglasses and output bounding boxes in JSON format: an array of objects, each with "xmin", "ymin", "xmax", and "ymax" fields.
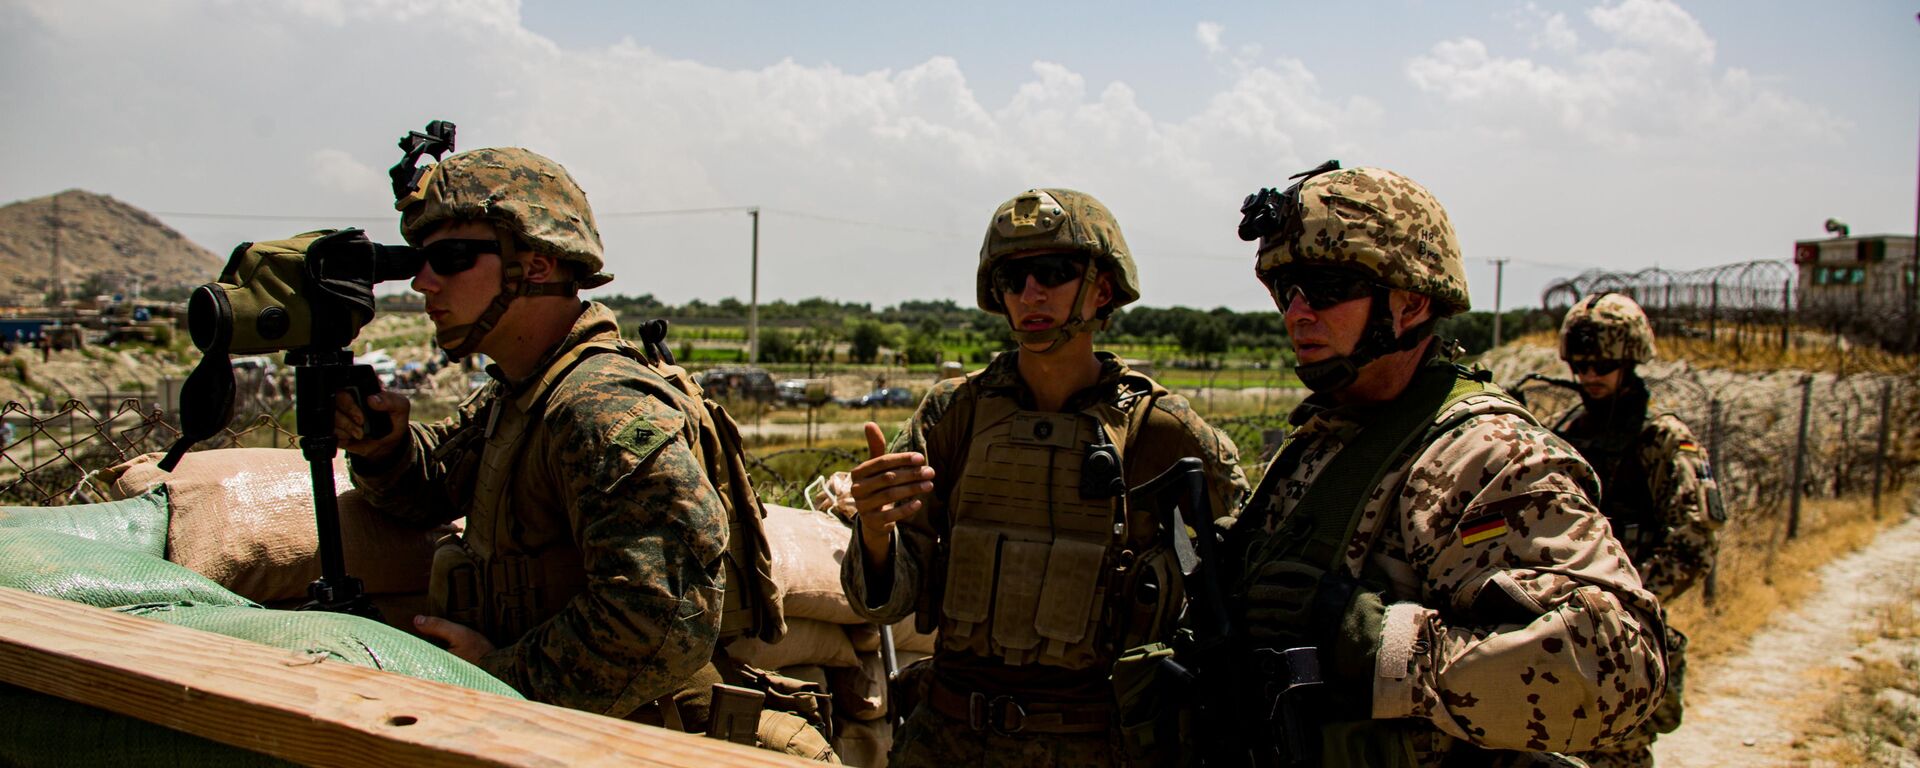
[
  {"xmin": 992, "ymin": 253, "xmax": 1088, "ymax": 295},
  {"xmin": 1264, "ymin": 268, "xmax": 1377, "ymax": 311},
  {"xmin": 1572, "ymin": 360, "xmax": 1626, "ymax": 376},
  {"xmin": 415, "ymin": 238, "xmax": 501, "ymax": 276}
]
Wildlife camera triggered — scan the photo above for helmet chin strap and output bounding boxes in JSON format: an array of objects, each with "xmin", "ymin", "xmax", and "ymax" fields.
[
  {"xmin": 1005, "ymin": 261, "xmax": 1108, "ymax": 354},
  {"xmin": 1294, "ymin": 288, "xmax": 1437, "ymax": 393},
  {"xmin": 436, "ymin": 229, "xmax": 579, "ymax": 362}
]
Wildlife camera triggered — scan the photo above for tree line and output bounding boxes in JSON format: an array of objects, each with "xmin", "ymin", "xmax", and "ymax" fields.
[{"xmin": 596, "ymin": 292, "xmax": 1555, "ymax": 366}]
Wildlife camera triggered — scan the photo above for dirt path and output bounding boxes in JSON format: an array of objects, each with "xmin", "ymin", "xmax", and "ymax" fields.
[{"xmin": 1654, "ymin": 512, "xmax": 1920, "ymax": 767}]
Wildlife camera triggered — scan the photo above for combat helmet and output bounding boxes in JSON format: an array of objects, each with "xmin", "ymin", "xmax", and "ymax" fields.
[
  {"xmin": 1560, "ymin": 292, "xmax": 1657, "ymax": 365},
  {"xmin": 976, "ymin": 188, "xmax": 1139, "ymax": 351},
  {"xmin": 394, "ymin": 146, "xmax": 610, "ymax": 359},
  {"xmin": 1237, "ymin": 161, "xmax": 1468, "ymax": 392}
]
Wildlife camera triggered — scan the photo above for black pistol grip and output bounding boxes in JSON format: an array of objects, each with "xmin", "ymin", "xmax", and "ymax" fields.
[{"xmin": 347, "ymin": 364, "xmax": 391, "ymax": 441}]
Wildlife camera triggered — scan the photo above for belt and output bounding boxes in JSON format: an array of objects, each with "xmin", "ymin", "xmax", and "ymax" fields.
[{"xmin": 927, "ymin": 680, "xmax": 1111, "ymax": 735}]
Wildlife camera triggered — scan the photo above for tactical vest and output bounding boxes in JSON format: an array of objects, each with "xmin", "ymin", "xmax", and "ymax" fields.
[
  {"xmin": 1553, "ymin": 403, "xmax": 1659, "ymax": 558},
  {"xmin": 431, "ymin": 336, "xmax": 784, "ymax": 647},
  {"xmin": 1231, "ymin": 363, "xmax": 1535, "ymax": 767},
  {"xmin": 937, "ymin": 374, "xmax": 1170, "ymax": 671}
]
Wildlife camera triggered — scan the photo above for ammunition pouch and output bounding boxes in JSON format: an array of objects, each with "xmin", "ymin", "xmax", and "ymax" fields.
[
  {"xmin": 428, "ymin": 536, "xmax": 482, "ymax": 631},
  {"xmin": 1112, "ymin": 642, "xmax": 1193, "ymax": 768},
  {"xmin": 714, "ymin": 653, "xmax": 835, "ymax": 743}
]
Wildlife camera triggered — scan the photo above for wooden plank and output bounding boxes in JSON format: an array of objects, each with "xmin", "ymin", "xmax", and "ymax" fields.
[{"xmin": 0, "ymin": 587, "xmax": 813, "ymax": 767}]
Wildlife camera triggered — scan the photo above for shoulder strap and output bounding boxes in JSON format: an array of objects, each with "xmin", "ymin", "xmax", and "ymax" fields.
[{"xmin": 1287, "ymin": 364, "xmax": 1510, "ymax": 574}]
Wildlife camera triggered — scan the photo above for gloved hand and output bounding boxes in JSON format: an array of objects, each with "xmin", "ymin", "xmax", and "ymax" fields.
[{"xmin": 1327, "ymin": 590, "xmax": 1386, "ymax": 690}]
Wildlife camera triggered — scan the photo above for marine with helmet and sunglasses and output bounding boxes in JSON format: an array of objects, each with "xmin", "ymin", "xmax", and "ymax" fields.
[
  {"xmin": 839, "ymin": 188, "xmax": 1248, "ymax": 767},
  {"xmin": 329, "ymin": 145, "xmax": 831, "ymax": 759},
  {"xmin": 1203, "ymin": 162, "xmax": 1666, "ymax": 767},
  {"xmin": 1551, "ymin": 292, "xmax": 1726, "ymax": 768}
]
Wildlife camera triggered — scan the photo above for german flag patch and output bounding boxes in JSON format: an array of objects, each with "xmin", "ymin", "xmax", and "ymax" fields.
[
  {"xmin": 1461, "ymin": 513, "xmax": 1509, "ymax": 546},
  {"xmin": 1677, "ymin": 439, "xmax": 1700, "ymax": 453}
]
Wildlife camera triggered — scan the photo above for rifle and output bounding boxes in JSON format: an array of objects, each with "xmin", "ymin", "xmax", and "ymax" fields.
[{"xmin": 1130, "ymin": 457, "xmax": 1327, "ymax": 768}]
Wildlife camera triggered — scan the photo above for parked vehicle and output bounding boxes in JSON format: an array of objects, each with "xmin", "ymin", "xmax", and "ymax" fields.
[
  {"xmin": 842, "ymin": 387, "xmax": 914, "ymax": 408},
  {"xmin": 696, "ymin": 366, "xmax": 777, "ymax": 402}
]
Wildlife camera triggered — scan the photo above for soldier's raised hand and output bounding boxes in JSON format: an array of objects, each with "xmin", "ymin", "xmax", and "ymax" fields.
[{"xmin": 851, "ymin": 421, "xmax": 934, "ymax": 570}]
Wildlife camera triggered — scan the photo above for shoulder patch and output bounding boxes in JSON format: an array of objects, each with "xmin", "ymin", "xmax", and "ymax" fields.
[{"xmin": 612, "ymin": 413, "xmax": 676, "ymax": 465}]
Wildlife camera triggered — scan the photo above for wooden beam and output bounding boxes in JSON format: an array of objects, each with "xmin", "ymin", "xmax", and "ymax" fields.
[{"xmin": 0, "ymin": 587, "xmax": 811, "ymax": 767}]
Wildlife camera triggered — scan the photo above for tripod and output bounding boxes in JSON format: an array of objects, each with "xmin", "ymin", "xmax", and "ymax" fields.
[{"xmin": 288, "ymin": 346, "xmax": 388, "ymax": 619}]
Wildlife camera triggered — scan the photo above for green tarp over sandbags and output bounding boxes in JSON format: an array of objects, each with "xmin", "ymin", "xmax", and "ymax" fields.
[
  {"xmin": 0, "ymin": 527, "xmax": 255, "ymax": 609},
  {"xmin": 117, "ymin": 602, "xmax": 522, "ymax": 699},
  {"xmin": 0, "ymin": 484, "xmax": 170, "ymax": 557}
]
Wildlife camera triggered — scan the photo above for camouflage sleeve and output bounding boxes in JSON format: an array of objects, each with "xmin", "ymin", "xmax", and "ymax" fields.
[
  {"xmin": 1637, "ymin": 415, "xmax": 1726, "ymax": 602},
  {"xmin": 347, "ymin": 385, "xmax": 489, "ymax": 527},
  {"xmin": 1145, "ymin": 393, "xmax": 1251, "ymax": 518},
  {"xmin": 843, "ymin": 379, "xmax": 963, "ymax": 624},
  {"xmin": 476, "ymin": 395, "xmax": 726, "ymax": 718},
  {"xmin": 1373, "ymin": 408, "xmax": 1666, "ymax": 752}
]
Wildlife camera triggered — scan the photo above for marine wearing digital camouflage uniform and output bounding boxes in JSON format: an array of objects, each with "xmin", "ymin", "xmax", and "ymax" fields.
[
  {"xmin": 336, "ymin": 147, "xmax": 826, "ymax": 758},
  {"xmin": 1211, "ymin": 163, "xmax": 1666, "ymax": 767},
  {"xmin": 1552, "ymin": 293, "xmax": 1725, "ymax": 768},
  {"xmin": 841, "ymin": 188, "xmax": 1249, "ymax": 767}
]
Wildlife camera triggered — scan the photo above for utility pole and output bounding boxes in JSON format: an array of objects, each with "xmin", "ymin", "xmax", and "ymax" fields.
[
  {"xmin": 1489, "ymin": 257, "xmax": 1509, "ymax": 349},
  {"xmin": 747, "ymin": 207, "xmax": 761, "ymax": 364},
  {"xmin": 49, "ymin": 193, "xmax": 62, "ymax": 306}
]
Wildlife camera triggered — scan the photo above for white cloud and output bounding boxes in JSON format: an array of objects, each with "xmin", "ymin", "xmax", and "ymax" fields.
[
  {"xmin": 1407, "ymin": 0, "xmax": 1843, "ymax": 152},
  {"xmin": 307, "ymin": 149, "xmax": 387, "ymax": 200},
  {"xmin": 1516, "ymin": 3, "xmax": 1579, "ymax": 53},
  {"xmin": 1196, "ymin": 21, "xmax": 1225, "ymax": 56}
]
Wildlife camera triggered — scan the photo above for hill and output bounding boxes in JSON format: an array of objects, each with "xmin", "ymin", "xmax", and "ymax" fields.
[{"xmin": 0, "ymin": 190, "xmax": 221, "ymax": 303}]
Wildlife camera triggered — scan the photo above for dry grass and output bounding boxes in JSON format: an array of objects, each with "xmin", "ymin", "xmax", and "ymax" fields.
[
  {"xmin": 1801, "ymin": 580, "xmax": 1920, "ymax": 766},
  {"xmin": 1666, "ymin": 495, "xmax": 1906, "ymax": 663}
]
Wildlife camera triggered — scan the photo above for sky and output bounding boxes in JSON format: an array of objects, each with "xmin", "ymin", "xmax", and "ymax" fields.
[{"xmin": 2, "ymin": 0, "xmax": 1915, "ymax": 314}]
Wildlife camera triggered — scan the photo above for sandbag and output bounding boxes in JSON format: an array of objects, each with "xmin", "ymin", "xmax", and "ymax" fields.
[
  {"xmin": 104, "ymin": 449, "xmax": 453, "ymax": 602},
  {"xmin": 890, "ymin": 617, "xmax": 936, "ymax": 655},
  {"xmin": 0, "ymin": 684, "xmax": 292, "ymax": 768},
  {"xmin": 0, "ymin": 528, "xmax": 255, "ymax": 609},
  {"xmin": 778, "ymin": 664, "xmax": 832, "ymax": 693},
  {"xmin": 728, "ymin": 617, "xmax": 858, "ymax": 670},
  {"xmin": 118, "ymin": 602, "xmax": 522, "ymax": 698},
  {"xmin": 0, "ymin": 484, "xmax": 170, "ymax": 556},
  {"xmin": 765, "ymin": 503, "xmax": 860, "ymax": 624},
  {"xmin": 828, "ymin": 650, "xmax": 888, "ymax": 722},
  {"xmin": 832, "ymin": 717, "xmax": 892, "ymax": 768}
]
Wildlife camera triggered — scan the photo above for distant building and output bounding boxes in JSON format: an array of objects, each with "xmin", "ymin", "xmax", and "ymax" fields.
[{"xmin": 1793, "ymin": 234, "xmax": 1916, "ymax": 327}]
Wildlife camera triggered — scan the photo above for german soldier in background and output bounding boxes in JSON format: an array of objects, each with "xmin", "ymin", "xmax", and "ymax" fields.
[
  {"xmin": 841, "ymin": 188, "xmax": 1248, "ymax": 766},
  {"xmin": 1216, "ymin": 163, "xmax": 1666, "ymax": 766},
  {"xmin": 1553, "ymin": 292, "xmax": 1726, "ymax": 768}
]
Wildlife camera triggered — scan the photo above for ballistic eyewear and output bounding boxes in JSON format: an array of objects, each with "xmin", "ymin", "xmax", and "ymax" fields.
[
  {"xmin": 991, "ymin": 253, "xmax": 1088, "ymax": 296},
  {"xmin": 1264, "ymin": 268, "xmax": 1378, "ymax": 311},
  {"xmin": 1572, "ymin": 360, "xmax": 1626, "ymax": 376},
  {"xmin": 414, "ymin": 238, "xmax": 501, "ymax": 277}
]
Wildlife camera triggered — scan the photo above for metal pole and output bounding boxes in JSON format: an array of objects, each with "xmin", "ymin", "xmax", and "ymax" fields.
[
  {"xmin": 1872, "ymin": 379, "xmax": 1893, "ymax": 517},
  {"xmin": 1787, "ymin": 374, "xmax": 1813, "ymax": 540},
  {"xmin": 1490, "ymin": 258, "xmax": 1508, "ymax": 349},
  {"xmin": 748, "ymin": 208, "xmax": 761, "ymax": 364},
  {"xmin": 1781, "ymin": 278, "xmax": 1793, "ymax": 351},
  {"xmin": 1703, "ymin": 397, "xmax": 1723, "ymax": 606}
]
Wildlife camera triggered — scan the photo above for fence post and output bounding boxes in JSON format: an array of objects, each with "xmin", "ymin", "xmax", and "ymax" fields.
[
  {"xmin": 1872, "ymin": 378, "xmax": 1893, "ymax": 518},
  {"xmin": 1787, "ymin": 374, "xmax": 1813, "ymax": 540},
  {"xmin": 1703, "ymin": 396, "xmax": 1723, "ymax": 606}
]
